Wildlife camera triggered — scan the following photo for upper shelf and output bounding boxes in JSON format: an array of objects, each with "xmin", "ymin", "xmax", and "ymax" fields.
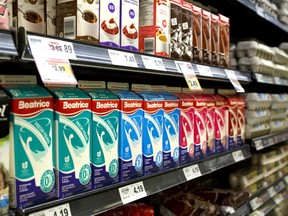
[
  {"xmin": 250, "ymin": 131, "xmax": 288, "ymax": 151},
  {"xmin": 0, "ymin": 29, "xmax": 18, "ymax": 60}
]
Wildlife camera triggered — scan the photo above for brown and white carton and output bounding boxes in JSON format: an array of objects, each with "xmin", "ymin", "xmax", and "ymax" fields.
[
  {"xmin": 211, "ymin": 13, "xmax": 219, "ymax": 66},
  {"xmin": 182, "ymin": 1, "xmax": 193, "ymax": 62},
  {"xmin": 13, "ymin": 0, "xmax": 45, "ymax": 34},
  {"xmin": 192, "ymin": 4, "xmax": 202, "ymax": 63},
  {"xmin": 170, "ymin": 0, "xmax": 182, "ymax": 59},
  {"xmin": 46, "ymin": 0, "xmax": 56, "ymax": 36},
  {"xmin": 202, "ymin": 9, "xmax": 211, "ymax": 64},
  {"xmin": 219, "ymin": 14, "xmax": 230, "ymax": 67},
  {"xmin": 139, "ymin": 0, "xmax": 170, "ymax": 57},
  {"xmin": 56, "ymin": 0, "xmax": 99, "ymax": 43}
]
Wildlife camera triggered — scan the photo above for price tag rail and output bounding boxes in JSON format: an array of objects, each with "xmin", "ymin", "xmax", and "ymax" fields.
[
  {"xmin": 250, "ymin": 131, "xmax": 288, "ymax": 151},
  {"xmin": 0, "ymin": 29, "xmax": 18, "ymax": 61},
  {"xmin": 13, "ymin": 145, "xmax": 250, "ymax": 216}
]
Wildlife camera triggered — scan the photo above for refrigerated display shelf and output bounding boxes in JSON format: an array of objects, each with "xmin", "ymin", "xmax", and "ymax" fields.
[
  {"xmin": 250, "ymin": 131, "xmax": 288, "ymax": 151},
  {"xmin": 230, "ymin": 202, "xmax": 251, "ymax": 216},
  {"xmin": 254, "ymin": 73, "xmax": 288, "ymax": 87},
  {"xmin": 0, "ymin": 29, "xmax": 18, "ymax": 60},
  {"xmin": 13, "ymin": 146, "xmax": 251, "ymax": 216}
]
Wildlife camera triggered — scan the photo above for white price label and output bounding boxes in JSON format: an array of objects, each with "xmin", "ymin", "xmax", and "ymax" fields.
[
  {"xmin": 268, "ymin": 138, "xmax": 274, "ymax": 145},
  {"xmin": 29, "ymin": 203, "xmax": 72, "ymax": 216},
  {"xmin": 108, "ymin": 49, "xmax": 138, "ymax": 68},
  {"xmin": 255, "ymin": 73, "xmax": 264, "ymax": 83},
  {"xmin": 254, "ymin": 140, "xmax": 264, "ymax": 150},
  {"xmin": 141, "ymin": 55, "xmax": 166, "ymax": 71},
  {"xmin": 250, "ymin": 197, "xmax": 263, "ymax": 211},
  {"xmin": 268, "ymin": 187, "xmax": 277, "ymax": 197},
  {"xmin": 274, "ymin": 77, "xmax": 282, "ymax": 85},
  {"xmin": 119, "ymin": 181, "xmax": 147, "ymax": 204},
  {"xmin": 196, "ymin": 65, "xmax": 213, "ymax": 77},
  {"xmin": 232, "ymin": 150, "xmax": 245, "ymax": 162},
  {"xmin": 273, "ymin": 195, "xmax": 283, "ymax": 205},
  {"xmin": 284, "ymin": 176, "xmax": 288, "ymax": 185},
  {"xmin": 183, "ymin": 164, "xmax": 202, "ymax": 181},
  {"xmin": 225, "ymin": 69, "xmax": 245, "ymax": 93}
]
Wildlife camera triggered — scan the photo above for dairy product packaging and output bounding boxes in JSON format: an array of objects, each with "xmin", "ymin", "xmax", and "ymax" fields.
[
  {"xmin": 202, "ymin": 9, "xmax": 211, "ymax": 64},
  {"xmin": 132, "ymin": 84, "xmax": 164, "ymax": 175},
  {"xmin": 192, "ymin": 4, "xmax": 202, "ymax": 63},
  {"xmin": 56, "ymin": 0, "xmax": 99, "ymax": 43},
  {"xmin": 13, "ymin": 0, "xmax": 45, "ymax": 34},
  {"xmin": 108, "ymin": 82, "xmax": 143, "ymax": 181},
  {"xmin": 182, "ymin": 1, "xmax": 193, "ymax": 61},
  {"xmin": 48, "ymin": 87, "xmax": 92, "ymax": 198},
  {"xmin": 46, "ymin": 0, "xmax": 56, "ymax": 36},
  {"xmin": 211, "ymin": 13, "xmax": 219, "ymax": 66},
  {"xmin": 79, "ymin": 81, "xmax": 120, "ymax": 189},
  {"xmin": 237, "ymin": 96, "xmax": 245, "ymax": 146},
  {"xmin": 0, "ymin": 90, "xmax": 10, "ymax": 214},
  {"xmin": 170, "ymin": 0, "xmax": 183, "ymax": 59},
  {"xmin": 99, "ymin": 0, "xmax": 120, "ymax": 47},
  {"xmin": 139, "ymin": 0, "xmax": 170, "ymax": 57},
  {"xmin": 2, "ymin": 77, "xmax": 56, "ymax": 208},
  {"xmin": 219, "ymin": 14, "xmax": 230, "ymax": 67},
  {"xmin": 0, "ymin": 0, "xmax": 8, "ymax": 30},
  {"xmin": 120, "ymin": 0, "xmax": 139, "ymax": 51}
]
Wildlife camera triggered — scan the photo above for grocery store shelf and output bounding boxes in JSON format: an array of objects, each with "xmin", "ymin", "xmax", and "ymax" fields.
[
  {"xmin": 236, "ymin": 0, "xmax": 288, "ymax": 34},
  {"xmin": 230, "ymin": 202, "xmax": 251, "ymax": 216},
  {"xmin": 0, "ymin": 29, "xmax": 18, "ymax": 60},
  {"xmin": 17, "ymin": 27, "xmax": 252, "ymax": 83},
  {"xmin": 250, "ymin": 131, "xmax": 288, "ymax": 151},
  {"xmin": 253, "ymin": 73, "xmax": 288, "ymax": 87},
  {"xmin": 14, "ymin": 145, "xmax": 251, "ymax": 216}
]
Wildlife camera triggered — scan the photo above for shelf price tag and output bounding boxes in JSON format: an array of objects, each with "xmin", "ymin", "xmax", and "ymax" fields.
[
  {"xmin": 273, "ymin": 195, "xmax": 283, "ymax": 205},
  {"xmin": 232, "ymin": 150, "xmax": 245, "ymax": 162},
  {"xmin": 254, "ymin": 140, "xmax": 264, "ymax": 150},
  {"xmin": 250, "ymin": 197, "xmax": 263, "ymax": 211},
  {"xmin": 141, "ymin": 55, "xmax": 166, "ymax": 71},
  {"xmin": 224, "ymin": 69, "xmax": 245, "ymax": 93},
  {"xmin": 29, "ymin": 203, "xmax": 72, "ymax": 216},
  {"xmin": 268, "ymin": 137, "xmax": 274, "ymax": 145},
  {"xmin": 175, "ymin": 61, "xmax": 202, "ymax": 91},
  {"xmin": 284, "ymin": 176, "xmax": 288, "ymax": 185},
  {"xmin": 196, "ymin": 65, "xmax": 213, "ymax": 77},
  {"xmin": 28, "ymin": 35, "xmax": 77, "ymax": 85},
  {"xmin": 183, "ymin": 164, "xmax": 202, "ymax": 181},
  {"xmin": 119, "ymin": 181, "xmax": 147, "ymax": 204},
  {"xmin": 268, "ymin": 187, "xmax": 277, "ymax": 197},
  {"xmin": 108, "ymin": 49, "xmax": 138, "ymax": 68}
]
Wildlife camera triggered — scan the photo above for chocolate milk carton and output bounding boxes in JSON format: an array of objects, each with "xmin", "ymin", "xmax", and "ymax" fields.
[
  {"xmin": 202, "ymin": 9, "xmax": 211, "ymax": 64},
  {"xmin": 219, "ymin": 14, "xmax": 230, "ymax": 67},
  {"xmin": 192, "ymin": 4, "xmax": 202, "ymax": 63},
  {"xmin": 46, "ymin": 0, "xmax": 56, "ymax": 36},
  {"xmin": 211, "ymin": 13, "xmax": 219, "ymax": 66},
  {"xmin": 182, "ymin": 1, "xmax": 193, "ymax": 61}
]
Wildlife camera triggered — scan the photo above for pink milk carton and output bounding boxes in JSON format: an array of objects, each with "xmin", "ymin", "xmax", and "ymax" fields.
[{"xmin": 0, "ymin": 1, "xmax": 8, "ymax": 30}]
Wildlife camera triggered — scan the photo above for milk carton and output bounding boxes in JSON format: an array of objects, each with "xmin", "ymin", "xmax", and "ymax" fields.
[
  {"xmin": 139, "ymin": 0, "xmax": 170, "ymax": 57},
  {"xmin": 46, "ymin": 0, "xmax": 56, "ymax": 36},
  {"xmin": 182, "ymin": 1, "xmax": 193, "ymax": 61},
  {"xmin": 120, "ymin": 0, "xmax": 139, "ymax": 51},
  {"xmin": 99, "ymin": 0, "xmax": 120, "ymax": 47},
  {"xmin": 0, "ymin": 90, "xmax": 9, "ymax": 214},
  {"xmin": 79, "ymin": 81, "xmax": 120, "ymax": 189},
  {"xmin": 237, "ymin": 96, "xmax": 245, "ymax": 146},
  {"xmin": 202, "ymin": 9, "xmax": 211, "ymax": 64},
  {"xmin": 0, "ymin": 0, "xmax": 8, "ymax": 30},
  {"xmin": 48, "ymin": 87, "xmax": 92, "ymax": 198},
  {"xmin": 132, "ymin": 84, "xmax": 164, "ymax": 175},
  {"xmin": 3, "ymin": 79, "xmax": 56, "ymax": 208},
  {"xmin": 192, "ymin": 4, "xmax": 202, "ymax": 63},
  {"xmin": 108, "ymin": 82, "xmax": 143, "ymax": 181}
]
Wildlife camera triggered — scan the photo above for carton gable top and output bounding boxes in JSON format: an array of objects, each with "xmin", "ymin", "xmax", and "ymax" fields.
[
  {"xmin": 82, "ymin": 89, "xmax": 119, "ymax": 100},
  {"xmin": 182, "ymin": 1, "xmax": 193, "ymax": 10},
  {"xmin": 3, "ymin": 85, "xmax": 52, "ymax": 98},
  {"xmin": 135, "ymin": 92, "xmax": 163, "ymax": 101},
  {"xmin": 48, "ymin": 87, "xmax": 91, "ymax": 99},
  {"xmin": 158, "ymin": 92, "xmax": 179, "ymax": 101},
  {"xmin": 111, "ymin": 90, "xmax": 143, "ymax": 100}
]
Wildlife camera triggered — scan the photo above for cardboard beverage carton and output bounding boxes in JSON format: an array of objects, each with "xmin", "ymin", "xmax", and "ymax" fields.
[{"xmin": 182, "ymin": 1, "xmax": 193, "ymax": 61}]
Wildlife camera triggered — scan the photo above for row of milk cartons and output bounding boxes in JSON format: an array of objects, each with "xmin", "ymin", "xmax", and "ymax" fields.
[{"xmin": 0, "ymin": 76, "xmax": 245, "ymax": 209}]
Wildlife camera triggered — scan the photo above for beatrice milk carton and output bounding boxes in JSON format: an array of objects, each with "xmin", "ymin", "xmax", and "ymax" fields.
[
  {"xmin": 168, "ymin": 87, "xmax": 194, "ymax": 165},
  {"xmin": 132, "ymin": 84, "xmax": 164, "ymax": 175},
  {"xmin": 48, "ymin": 87, "xmax": 92, "ymax": 198},
  {"xmin": 79, "ymin": 81, "xmax": 120, "ymax": 189},
  {"xmin": 151, "ymin": 85, "xmax": 179, "ymax": 170},
  {"xmin": 0, "ymin": 89, "xmax": 9, "ymax": 214},
  {"xmin": 237, "ymin": 96, "xmax": 245, "ymax": 146},
  {"xmin": 108, "ymin": 82, "xmax": 143, "ymax": 181},
  {"xmin": 120, "ymin": 0, "xmax": 139, "ymax": 51},
  {"xmin": 139, "ymin": 0, "xmax": 170, "ymax": 57},
  {"xmin": 2, "ymin": 76, "xmax": 56, "ymax": 208}
]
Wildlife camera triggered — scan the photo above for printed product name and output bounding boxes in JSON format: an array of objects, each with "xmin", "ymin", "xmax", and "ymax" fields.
[
  {"xmin": 0, "ymin": 104, "xmax": 7, "ymax": 117},
  {"xmin": 207, "ymin": 102, "xmax": 214, "ymax": 107},
  {"xmin": 63, "ymin": 101, "xmax": 89, "ymax": 109},
  {"xmin": 196, "ymin": 102, "xmax": 206, "ymax": 106},
  {"xmin": 182, "ymin": 101, "xmax": 193, "ymax": 107},
  {"xmin": 96, "ymin": 102, "xmax": 118, "ymax": 109},
  {"xmin": 124, "ymin": 101, "xmax": 141, "ymax": 108},
  {"xmin": 216, "ymin": 101, "xmax": 225, "ymax": 106},
  {"xmin": 147, "ymin": 102, "xmax": 163, "ymax": 108},
  {"xmin": 230, "ymin": 101, "xmax": 238, "ymax": 105},
  {"xmin": 19, "ymin": 100, "xmax": 50, "ymax": 109},
  {"xmin": 165, "ymin": 102, "xmax": 178, "ymax": 108}
]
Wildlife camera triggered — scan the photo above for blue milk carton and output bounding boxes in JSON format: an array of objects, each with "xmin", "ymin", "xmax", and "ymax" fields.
[
  {"xmin": 48, "ymin": 87, "xmax": 92, "ymax": 198},
  {"xmin": 132, "ymin": 84, "xmax": 164, "ymax": 175},
  {"xmin": 79, "ymin": 81, "xmax": 120, "ymax": 189},
  {"xmin": 2, "ymin": 76, "xmax": 56, "ymax": 209},
  {"xmin": 108, "ymin": 82, "xmax": 143, "ymax": 181}
]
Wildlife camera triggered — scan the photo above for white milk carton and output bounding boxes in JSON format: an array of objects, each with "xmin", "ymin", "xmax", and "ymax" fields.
[
  {"xmin": 132, "ymin": 84, "xmax": 164, "ymax": 175},
  {"xmin": 99, "ymin": 0, "xmax": 120, "ymax": 47},
  {"xmin": 108, "ymin": 82, "xmax": 143, "ymax": 181},
  {"xmin": 48, "ymin": 87, "xmax": 92, "ymax": 198},
  {"xmin": 120, "ymin": 0, "xmax": 139, "ymax": 51},
  {"xmin": 79, "ymin": 81, "xmax": 120, "ymax": 189},
  {"xmin": 2, "ymin": 76, "xmax": 56, "ymax": 208}
]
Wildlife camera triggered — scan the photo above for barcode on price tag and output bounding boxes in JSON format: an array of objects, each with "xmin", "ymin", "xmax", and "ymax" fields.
[
  {"xmin": 108, "ymin": 50, "xmax": 138, "ymax": 68},
  {"xmin": 196, "ymin": 65, "xmax": 213, "ymax": 77},
  {"xmin": 268, "ymin": 187, "xmax": 277, "ymax": 197},
  {"xmin": 141, "ymin": 55, "xmax": 166, "ymax": 71},
  {"xmin": 183, "ymin": 164, "xmax": 202, "ymax": 181},
  {"xmin": 224, "ymin": 69, "xmax": 245, "ymax": 93},
  {"xmin": 29, "ymin": 203, "xmax": 72, "ymax": 216},
  {"xmin": 232, "ymin": 150, "xmax": 245, "ymax": 162},
  {"xmin": 250, "ymin": 197, "xmax": 263, "ymax": 210},
  {"xmin": 254, "ymin": 140, "xmax": 264, "ymax": 150},
  {"xmin": 119, "ymin": 181, "xmax": 147, "ymax": 204}
]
